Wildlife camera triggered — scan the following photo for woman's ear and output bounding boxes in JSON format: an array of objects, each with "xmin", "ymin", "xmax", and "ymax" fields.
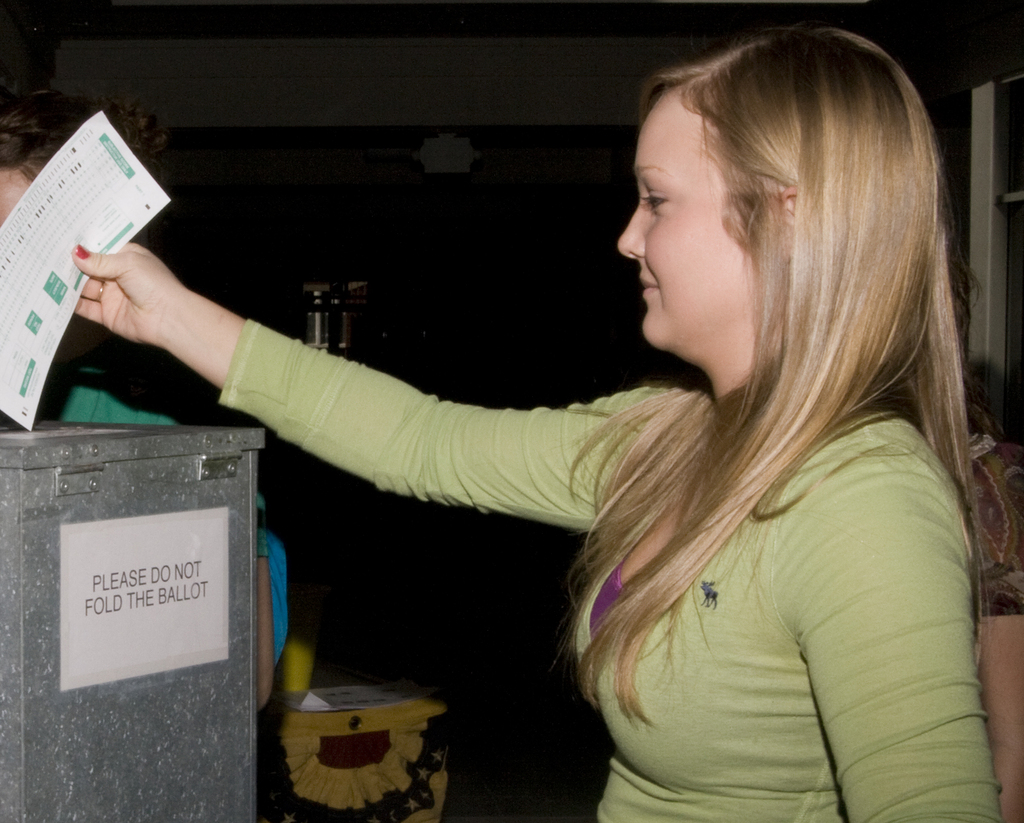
[{"xmin": 780, "ymin": 186, "xmax": 797, "ymax": 225}]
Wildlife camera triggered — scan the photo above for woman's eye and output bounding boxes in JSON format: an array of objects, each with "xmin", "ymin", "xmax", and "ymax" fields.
[{"xmin": 641, "ymin": 195, "xmax": 664, "ymax": 211}]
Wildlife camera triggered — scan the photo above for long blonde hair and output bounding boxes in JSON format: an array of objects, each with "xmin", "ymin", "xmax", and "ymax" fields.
[{"xmin": 572, "ymin": 26, "xmax": 972, "ymax": 719}]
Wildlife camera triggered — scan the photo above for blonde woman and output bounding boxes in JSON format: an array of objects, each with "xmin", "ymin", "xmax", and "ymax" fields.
[{"xmin": 71, "ymin": 26, "xmax": 1001, "ymax": 822}]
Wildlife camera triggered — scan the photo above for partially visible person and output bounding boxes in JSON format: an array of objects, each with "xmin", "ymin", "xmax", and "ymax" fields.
[
  {"xmin": 0, "ymin": 90, "xmax": 286, "ymax": 708},
  {"xmin": 976, "ymin": 436, "xmax": 1024, "ymax": 823},
  {"xmin": 950, "ymin": 256, "xmax": 1024, "ymax": 821},
  {"xmin": 0, "ymin": 90, "xmax": 167, "ymax": 227},
  {"xmin": 70, "ymin": 27, "xmax": 1004, "ymax": 821}
]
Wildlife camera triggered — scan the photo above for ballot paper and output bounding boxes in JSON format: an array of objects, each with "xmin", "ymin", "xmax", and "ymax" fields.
[{"xmin": 0, "ymin": 111, "xmax": 170, "ymax": 429}]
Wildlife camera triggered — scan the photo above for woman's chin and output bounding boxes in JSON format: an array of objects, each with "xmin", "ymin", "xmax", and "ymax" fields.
[{"xmin": 640, "ymin": 315, "xmax": 673, "ymax": 356}]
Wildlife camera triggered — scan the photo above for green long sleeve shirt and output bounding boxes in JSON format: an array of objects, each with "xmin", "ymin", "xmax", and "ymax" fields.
[{"xmin": 221, "ymin": 321, "xmax": 1001, "ymax": 822}]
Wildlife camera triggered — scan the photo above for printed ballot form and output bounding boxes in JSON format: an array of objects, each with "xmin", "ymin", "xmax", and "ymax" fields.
[{"xmin": 0, "ymin": 111, "xmax": 169, "ymax": 428}]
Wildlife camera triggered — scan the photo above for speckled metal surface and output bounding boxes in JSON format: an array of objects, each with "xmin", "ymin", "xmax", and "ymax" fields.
[{"xmin": 0, "ymin": 423, "xmax": 264, "ymax": 822}]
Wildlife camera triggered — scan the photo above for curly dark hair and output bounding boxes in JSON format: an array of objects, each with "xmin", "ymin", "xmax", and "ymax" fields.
[{"xmin": 0, "ymin": 90, "xmax": 168, "ymax": 181}]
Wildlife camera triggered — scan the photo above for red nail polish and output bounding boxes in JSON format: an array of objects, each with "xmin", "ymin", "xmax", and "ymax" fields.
[{"xmin": 74, "ymin": 245, "xmax": 90, "ymax": 259}]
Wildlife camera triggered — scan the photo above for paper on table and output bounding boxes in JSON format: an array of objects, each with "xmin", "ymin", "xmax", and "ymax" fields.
[
  {"xmin": 277, "ymin": 680, "xmax": 438, "ymax": 712},
  {"xmin": 0, "ymin": 111, "xmax": 170, "ymax": 429}
]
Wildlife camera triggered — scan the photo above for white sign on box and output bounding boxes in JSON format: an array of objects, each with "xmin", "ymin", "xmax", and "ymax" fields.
[{"xmin": 60, "ymin": 507, "xmax": 230, "ymax": 690}]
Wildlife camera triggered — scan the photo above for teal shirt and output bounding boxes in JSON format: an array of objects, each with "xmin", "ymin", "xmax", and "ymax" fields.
[
  {"xmin": 60, "ymin": 370, "xmax": 178, "ymax": 426},
  {"xmin": 221, "ymin": 320, "xmax": 1000, "ymax": 822}
]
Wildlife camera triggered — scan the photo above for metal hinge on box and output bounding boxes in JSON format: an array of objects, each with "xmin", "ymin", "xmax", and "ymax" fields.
[
  {"xmin": 54, "ymin": 464, "xmax": 104, "ymax": 496},
  {"xmin": 199, "ymin": 452, "xmax": 242, "ymax": 481}
]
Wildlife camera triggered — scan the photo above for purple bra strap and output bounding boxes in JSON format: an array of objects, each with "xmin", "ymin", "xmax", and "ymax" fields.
[{"xmin": 590, "ymin": 561, "xmax": 625, "ymax": 637}]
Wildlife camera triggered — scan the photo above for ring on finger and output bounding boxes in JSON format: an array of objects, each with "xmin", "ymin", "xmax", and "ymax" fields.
[{"xmin": 81, "ymin": 282, "xmax": 104, "ymax": 303}]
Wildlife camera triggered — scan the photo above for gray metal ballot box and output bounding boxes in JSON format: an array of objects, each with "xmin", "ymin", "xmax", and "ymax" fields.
[{"xmin": 0, "ymin": 423, "xmax": 264, "ymax": 822}]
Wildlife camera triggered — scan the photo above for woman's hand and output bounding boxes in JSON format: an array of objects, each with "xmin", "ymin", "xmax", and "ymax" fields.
[
  {"xmin": 73, "ymin": 243, "xmax": 184, "ymax": 348},
  {"xmin": 71, "ymin": 243, "xmax": 245, "ymax": 389}
]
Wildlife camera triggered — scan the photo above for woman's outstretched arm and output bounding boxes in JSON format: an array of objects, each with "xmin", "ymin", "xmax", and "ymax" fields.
[
  {"xmin": 71, "ymin": 242, "xmax": 630, "ymax": 528},
  {"xmin": 72, "ymin": 243, "xmax": 244, "ymax": 388}
]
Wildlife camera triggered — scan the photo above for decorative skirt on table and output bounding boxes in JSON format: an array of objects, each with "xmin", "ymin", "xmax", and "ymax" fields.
[{"xmin": 258, "ymin": 696, "xmax": 448, "ymax": 823}]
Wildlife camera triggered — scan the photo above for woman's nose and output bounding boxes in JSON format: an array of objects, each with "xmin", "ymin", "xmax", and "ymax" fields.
[{"xmin": 617, "ymin": 209, "xmax": 644, "ymax": 260}]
